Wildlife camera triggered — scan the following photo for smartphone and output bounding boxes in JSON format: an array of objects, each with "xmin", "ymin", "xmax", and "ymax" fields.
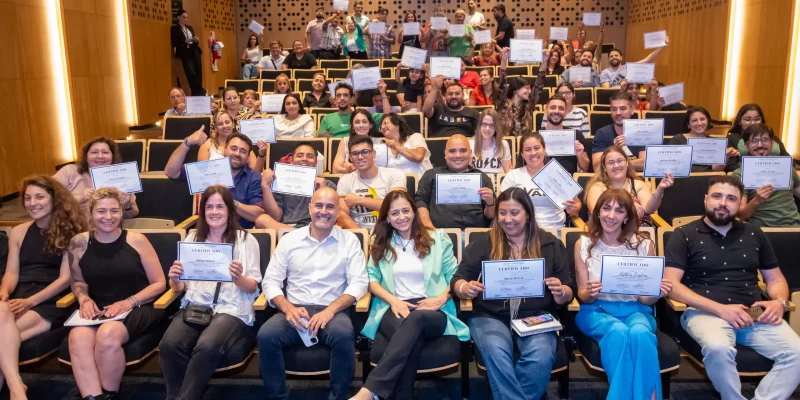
[
  {"xmin": 746, "ymin": 306, "xmax": 765, "ymax": 322},
  {"xmin": 521, "ymin": 314, "xmax": 554, "ymax": 327},
  {"xmin": 296, "ymin": 317, "xmax": 319, "ymax": 347}
]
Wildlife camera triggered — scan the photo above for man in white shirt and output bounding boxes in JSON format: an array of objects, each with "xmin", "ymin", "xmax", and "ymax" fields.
[
  {"xmin": 257, "ymin": 186, "xmax": 368, "ymax": 400},
  {"xmin": 465, "ymin": 0, "xmax": 486, "ymax": 30},
  {"xmin": 164, "ymin": 87, "xmax": 187, "ymax": 117},
  {"xmin": 257, "ymin": 40, "xmax": 287, "ymax": 74},
  {"xmin": 346, "ymin": 1, "xmax": 370, "ymax": 30},
  {"xmin": 337, "ymin": 135, "xmax": 407, "ymax": 231}
]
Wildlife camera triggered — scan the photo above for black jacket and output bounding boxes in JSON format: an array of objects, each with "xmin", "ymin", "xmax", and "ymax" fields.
[{"xmin": 171, "ymin": 24, "xmax": 202, "ymax": 58}]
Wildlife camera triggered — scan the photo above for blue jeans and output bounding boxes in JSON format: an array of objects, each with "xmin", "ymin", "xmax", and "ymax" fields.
[
  {"xmin": 257, "ymin": 306, "xmax": 355, "ymax": 400},
  {"xmin": 682, "ymin": 307, "xmax": 800, "ymax": 400},
  {"xmin": 469, "ymin": 316, "xmax": 557, "ymax": 400},
  {"xmin": 242, "ymin": 63, "xmax": 258, "ymax": 79}
]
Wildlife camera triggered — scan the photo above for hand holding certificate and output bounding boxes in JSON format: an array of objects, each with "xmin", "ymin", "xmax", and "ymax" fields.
[
  {"xmin": 740, "ymin": 156, "xmax": 794, "ymax": 190},
  {"xmin": 643, "ymin": 145, "xmax": 693, "ymax": 178},
  {"xmin": 429, "ymin": 57, "xmax": 462, "ymax": 80},
  {"xmin": 474, "ymin": 30, "xmax": 492, "ymax": 44},
  {"xmin": 368, "ymin": 21, "xmax": 386, "ymax": 35},
  {"xmin": 271, "ymin": 163, "xmax": 317, "ymax": 197},
  {"xmin": 550, "ymin": 27, "xmax": 568, "ymax": 41},
  {"xmin": 90, "ymin": 162, "xmax": 143, "ymax": 193},
  {"xmin": 659, "ymin": 83, "xmax": 684, "ymax": 106},
  {"xmin": 687, "ymin": 137, "xmax": 727, "ymax": 165},
  {"xmin": 260, "ymin": 94, "xmax": 287, "ymax": 113},
  {"xmin": 401, "ymin": 46, "xmax": 427, "ymax": 70},
  {"xmin": 430, "ymin": 17, "xmax": 447, "ymax": 30},
  {"xmin": 403, "ymin": 22, "xmax": 420, "ymax": 36},
  {"xmin": 531, "ymin": 159, "xmax": 583, "ymax": 210},
  {"xmin": 448, "ymin": 24, "xmax": 466, "ymax": 37},
  {"xmin": 178, "ymin": 242, "xmax": 234, "ymax": 282},
  {"xmin": 482, "ymin": 259, "xmax": 545, "ymax": 300},
  {"xmin": 248, "ymin": 20, "xmax": 265, "ymax": 34},
  {"xmin": 510, "ymin": 39, "xmax": 543, "ymax": 63},
  {"xmin": 600, "ymin": 255, "xmax": 664, "ymax": 297},
  {"xmin": 333, "ymin": 0, "xmax": 349, "ymax": 11},
  {"xmin": 241, "ymin": 118, "xmax": 277, "ymax": 145},
  {"xmin": 623, "ymin": 119, "xmax": 664, "ymax": 147},
  {"xmin": 184, "ymin": 158, "xmax": 235, "ymax": 194},
  {"xmin": 516, "ymin": 29, "xmax": 536, "ymax": 40},
  {"xmin": 568, "ymin": 66, "xmax": 591, "ymax": 84},
  {"xmin": 436, "ymin": 173, "xmax": 482, "ymax": 204},
  {"xmin": 351, "ymin": 67, "xmax": 382, "ymax": 91},
  {"xmin": 625, "ymin": 62, "xmax": 655, "ymax": 84},
  {"xmin": 186, "ymin": 96, "xmax": 212, "ymax": 115},
  {"xmin": 539, "ymin": 130, "xmax": 576, "ymax": 156},
  {"xmin": 583, "ymin": 12, "xmax": 602, "ymax": 26},
  {"xmin": 643, "ymin": 30, "xmax": 668, "ymax": 49}
]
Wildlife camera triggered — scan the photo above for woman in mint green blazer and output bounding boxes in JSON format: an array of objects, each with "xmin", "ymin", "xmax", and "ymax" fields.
[
  {"xmin": 342, "ymin": 19, "xmax": 367, "ymax": 59},
  {"xmin": 352, "ymin": 190, "xmax": 469, "ymax": 400}
]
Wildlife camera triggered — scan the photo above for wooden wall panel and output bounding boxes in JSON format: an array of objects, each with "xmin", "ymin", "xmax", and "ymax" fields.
[
  {"xmin": 201, "ymin": 0, "xmax": 238, "ymax": 94},
  {"xmin": 129, "ymin": 0, "xmax": 173, "ymax": 123}
]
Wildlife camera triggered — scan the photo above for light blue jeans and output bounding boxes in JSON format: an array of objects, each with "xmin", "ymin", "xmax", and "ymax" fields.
[
  {"xmin": 682, "ymin": 307, "xmax": 800, "ymax": 400},
  {"xmin": 242, "ymin": 63, "xmax": 258, "ymax": 80},
  {"xmin": 470, "ymin": 316, "xmax": 557, "ymax": 400}
]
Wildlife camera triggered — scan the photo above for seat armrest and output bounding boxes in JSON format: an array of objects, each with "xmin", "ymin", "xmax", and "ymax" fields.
[
  {"xmin": 460, "ymin": 298, "xmax": 472, "ymax": 312},
  {"xmin": 650, "ymin": 213, "xmax": 670, "ymax": 228},
  {"xmin": 56, "ymin": 293, "xmax": 76, "ymax": 308},
  {"xmin": 154, "ymin": 289, "xmax": 184, "ymax": 309},
  {"xmin": 356, "ymin": 292, "xmax": 371, "ymax": 312},
  {"xmin": 666, "ymin": 298, "xmax": 687, "ymax": 312},
  {"xmin": 570, "ymin": 216, "xmax": 586, "ymax": 230},
  {"xmin": 254, "ymin": 293, "xmax": 268, "ymax": 311},
  {"xmin": 175, "ymin": 215, "xmax": 200, "ymax": 230},
  {"xmin": 568, "ymin": 298, "xmax": 580, "ymax": 312}
]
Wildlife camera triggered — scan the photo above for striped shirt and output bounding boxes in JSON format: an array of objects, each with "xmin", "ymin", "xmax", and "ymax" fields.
[{"xmin": 540, "ymin": 107, "xmax": 589, "ymax": 137}]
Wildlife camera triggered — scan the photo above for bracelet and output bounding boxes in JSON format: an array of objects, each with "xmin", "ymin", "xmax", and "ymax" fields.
[
  {"xmin": 127, "ymin": 296, "xmax": 141, "ymax": 308},
  {"xmin": 458, "ymin": 282, "xmax": 468, "ymax": 297}
]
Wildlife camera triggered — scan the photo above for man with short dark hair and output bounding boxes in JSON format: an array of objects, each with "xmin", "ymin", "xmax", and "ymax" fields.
[
  {"xmin": 170, "ymin": 9, "xmax": 205, "ymax": 95},
  {"xmin": 423, "ymin": 77, "xmax": 480, "ymax": 138},
  {"xmin": 600, "ymin": 41, "xmax": 669, "ymax": 88},
  {"xmin": 347, "ymin": 1, "xmax": 369, "ymax": 30},
  {"xmin": 664, "ymin": 175, "xmax": 800, "ymax": 400},
  {"xmin": 319, "ymin": 11, "xmax": 345, "ymax": 60},
  {"xmin": 538, "ymin": 95, "xmax": 589, "ymax": 174},
  {"xmin": 466, "ymin": 0, "xmax": 486, "ymax": 30},
  {"xmin": 560, "ymin": 49, "xmax": 601, "ymax": 88},
  {"xmin": 306, "ymin": 7, "xmax": 327, "ymax": 59},
  {"xmin": 491, "ymin": 4, "xmax": 514, "ymax": 48},
  {"xmin": 591, "ymin": 92, "xmax": 644, "ymax": 171},
  {"xmin": 318, "ymin": 83, "xmax": 389, "ymax": 138}
]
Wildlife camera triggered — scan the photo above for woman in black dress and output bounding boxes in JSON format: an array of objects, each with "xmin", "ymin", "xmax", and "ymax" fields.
[
  {"xmin": 0, "ymin": 176, "xmax": 85, "ymax": 400},
  {"xmin": 66, "ymin": 188, "xmax": 166, "ymax": 400},
  {"xmin": 397, "ymin": 10, "xmax": 422, "ymax": 58}
]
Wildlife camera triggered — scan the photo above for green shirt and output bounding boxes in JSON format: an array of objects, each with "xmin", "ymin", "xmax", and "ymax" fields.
[
  {"xmin": 449, "ymin": 25, "xmax": 475, "ymax": 58},
  {"xmin": 318, "ymin": 111, "xmax": 384, "ymax": 138},
  {"xmin": 733, "ymin": 168, "xmax": 800, "ymax": 227}
]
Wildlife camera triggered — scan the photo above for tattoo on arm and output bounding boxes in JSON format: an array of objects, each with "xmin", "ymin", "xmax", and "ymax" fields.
[{"xmin": 68, "ymin": 235, "xmax": 88, "ymax": 283}]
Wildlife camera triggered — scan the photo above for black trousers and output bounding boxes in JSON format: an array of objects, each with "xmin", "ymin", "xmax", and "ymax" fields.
[
  {"xmin": 365, "ymin": 306, "xmax": 447, "ymax": 400},
  {"xmin": 179, "ymin": 49, "xmax": 205, "ymax": 96},
  {"xmin": 348, "ymin": 51, "xmax": 368, "ymax": 60},
  {"xmin": 317, "ymin": 49, "xmax": 340, "ymax": 60}
]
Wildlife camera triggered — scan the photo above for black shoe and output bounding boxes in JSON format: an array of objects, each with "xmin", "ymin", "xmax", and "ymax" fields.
[
  {"xmin": 102, "ymin": 389, "xmax": 118, "ymax": 399},
  {"xmin": 82, "ymin": 395, "xmax": 109, "ymax": 400}
]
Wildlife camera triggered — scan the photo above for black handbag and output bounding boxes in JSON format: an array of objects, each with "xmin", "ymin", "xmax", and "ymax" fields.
[{"xmin": 183, "ymin": 282, "xmax": 222, "ymax": 327}]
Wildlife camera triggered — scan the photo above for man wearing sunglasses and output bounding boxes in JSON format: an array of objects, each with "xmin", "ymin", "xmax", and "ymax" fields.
[{"xmin": 336, "ymin": 135, "xmax": 407, "ymax": 231}]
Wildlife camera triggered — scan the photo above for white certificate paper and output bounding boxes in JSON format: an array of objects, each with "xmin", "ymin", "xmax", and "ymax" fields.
[
  {"xmin": 430, "ymin": 17, "xmax": 447, "ymax": 30},
  {"xmin": 600, "ymin": 255, "xmax": 664, "ymax": 296},
  {"xmin": 184, "ymin": 158, "xmax": 235, "ymax": 195},
  {"xmin": 333, "ymin": 0, "xmax": 349, "ymax": 11},
  {"xmin": 260, "ymin": 94, "xmax": 287, "ymax": 113},
  {"xmin": 626, "ymin": 62, "xmax": 655, "ymax": 84},
  {"xmin": 65, "ymin": 310, "xmax": 132, "ymax": 327},
  {"xmin": 328, "ymin": 78, "xmax": 354, "ymax": 95},
  {"xmin": 374, "ymin": 143, "xmax": 389, "ymax": 167},
  {"xmin": 687, "ymin": 137, "xmax": 727, "ymax": 165},
  {"xmin": 510, "ymin": 39, "xmax": 543, "ymax": 63},
  {"xmin": 429, "ymin": 57, "xmax": 462, "ymax": 80},
  {"xmin": 352, "ymin": 67, "xmax": 382, "ymax": 91},
  {"xmin": 550, "ymin": 27, "xmax": 568, "ymax": 41},
  {"xmin": 248, "ymin": 20, "xmax": 265, "ymax": 34},
  {"xmin": 90, "ymin": 162, "xmax": 143, "ymax": 193},
  {"xmin": 474, "ymin": 30, "xmax": 492, "ymax": 44},
  {"xmin": 271, "ymin": 162, "xmax": 317, "ymax": 197},
  {"xmin": 401, "ymin": 46, "xmax": 427, "ymax": 69},
  {"xmin": 517, "ymin": 29, "xmax": 536, "ymax": 40},
  {"xmin": 623, "ymin": 119, "xmax": 664, "ymax": 147},
  {"xmin": 368, "ymin": 21, "xmax": 386, "ymax": 35},
  {"xmin": 482, "ymin": 259, "xmax": 545, "ymax": 300},
  {"xmin": 531, "ymin": 159, "xmax": 583, "ymax": 210},
  {"xmin": 583, "ymin": 12, "xmax": 602, "ymax": 26},
  {"xmin": 240, "ymin": 118, "xmax": 277, "ymax": 144},
  {"xmin": 436, "ymin": 173, "xmax": 482, "ymax": 205},
  {"xmin": 643, "ymin": 145, "xmax": 693, "ymax": 178},
  {"xmin": 539, "ymin": 130, "xmax": 576, "ymax": 156},
  {"xmin": 643, "ymin": 30, "xmax": 668, "ymax": 49},
  {"xmin": 448, "ymin": 24, "xmax": 466, "ymax": 37},
  {"xmin": 568, "ymin": 66, "xmax": 591, "ymax": 84},
  {"xmin": 186, "ymin": 96, "xmax": 212, "ymax": 115},
  {"xmin": 178, "ymin": 242, "xmax": 234, "ymax": 282},
  {"xmin": 740, "ymin": 156, "xmax": 794, "ymax": 190},
  {"xmin": 659, "ymin": 83, "xmax": 684, "ymax": 106},
  {"xmin": 403, "ymin": 22, "xmax": 420, "ymax": 36}
]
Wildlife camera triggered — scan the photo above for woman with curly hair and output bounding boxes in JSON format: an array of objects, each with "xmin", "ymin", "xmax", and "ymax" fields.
[{"xmin": 0, "ymin": 176, "xmax": 87, "ymax": 400}]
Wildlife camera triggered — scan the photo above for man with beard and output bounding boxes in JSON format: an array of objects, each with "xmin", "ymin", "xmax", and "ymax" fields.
[
  {"xmin": 423, "ymin": 76, "xmax": 480, "ymax": 138},
  {"xmin": 600, "ymin": 42, "xmax": 669, "ymax": 88},
  {"xmin": 664, "ymin": 175, "xmax": 800, "ymax": 400},
  {"xmin": 415, "ymin": 134, "xmax": 495, "ymax": 229},
  {"xmin": 541, "ymin": 82, "xmax": 590, "ymax": 137},
  {"xmin": 466, "ymin": 0, "xmax": 486, "ymax": 30},
  {"xmin": 306, "ymin": 7, "xmax": 327, "ymax": 59},
  {"xmin": 165, "ymin": 132, "xmax": 265, "ymax": 228},
  {"xmin": 560, "ymin": 49, "xmax": 601, "ymax": 88},
  {"xmin": 591, "ymin": 92, "xmax": 644, "ymax": 172},
  {"xmin": 318, "ymin": 82, "xmax": 390, "ymax": 138},
  {"xmin": 536, "ymin": 95, "xmax": 589, "ymax": 174},
  {"xmin": 732, "ymin": 124, "xmax": 800, "ymax": 227},
  {"xmin": 491, "ymin": 4, "xmax": 514, "ymax": 48}
]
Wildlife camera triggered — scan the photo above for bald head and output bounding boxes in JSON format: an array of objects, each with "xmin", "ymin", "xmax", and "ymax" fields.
[
  {"xmin": 309, "ymin": 186, "xmax": 339, "ymax": 232},
  {"xmin": 445, "ymin": 134, "xmax": 472, "ymax": 172}
]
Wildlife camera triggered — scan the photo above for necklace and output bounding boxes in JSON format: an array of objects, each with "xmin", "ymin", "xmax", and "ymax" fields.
[{"xmin": 396, "ymin": 235, "xmax": 413, "ymax": 252}]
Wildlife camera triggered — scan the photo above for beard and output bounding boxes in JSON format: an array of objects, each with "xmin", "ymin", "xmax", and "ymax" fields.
[
  {"xmin": 547, "ymin": 114, "xmax": 563, "ymax": 125},
  {"xmin": 447, "ymin": 98, "xmax": 463, "ymax": 109},
  {"xmin": 705, "ymin": 207, "xmax": 736, "ymax": 226},
  {"xmin": 610, "ymin": 59, "xmax": 620, "ymax": 67}
]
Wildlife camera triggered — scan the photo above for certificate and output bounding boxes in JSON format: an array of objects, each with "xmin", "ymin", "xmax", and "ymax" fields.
[
  {"xmin": 65, "ymin": 310, "xmax": 131, "ymax": 327},
  {"xmin": 429, "ymin": 57, "xmax": 462, "ymax": 80},
  {"xmin": 260, "ymin": 94, "xmax": 286, "ymax": 113},
  {"xmin": 430, "ymin": 17, "xmax": 447, "ymax": 30},
  {"xmin": 510, "ymin": 39, "xmax": 543, "ymax": 63},
  {"xmin": 374, "ymin": 143, "xmax": 389, "ymax": 167},
  {"xmin": 271, "ymin": 162, "xmax": 317, "ymax": 197},
  {"xmin": 623, "ymin": 119, "xmax": 664, "ymax": 147},
  {"xmin": 328, "ymin": 78, "xmax": 353, "ymax": 95},
  {"xmin": 600, "ymin": 255, "xmax": 664, "ymax": 296},
  {"xmin": 517, "ymin": 29, "xmax": 536, "ymax": 40},
  {"xmin": 351, "ymin": 67, "xmax": 382, "ymax": 91},
  {"xmin": 368, "ymin": 21, "xmax": 386, "ymax": 35},
  {"xmin": 539, "ymin": 130, "xmax": 576, "ymax": 156},
  {"xmin": 403, "ymin": 22, "xmax": 420, "ymax": 36},
  {"xmin": 178, "ymin": 242, "xmax": 234, "ymax": 282},
  {"xmin": 474, "ymin": 29, "xmax": 492, "ymax": 44},
  {"xmin": 659, "ymin": 82, "xmax": 684, "ymax": 106},
  {"xmin": 583, "ymin": 12, "xmax": 602, "ymax": 26},
  {"xmin": 240, "ymin": 118, "xmax": 277, "ymax": 144},
  {"xmin": 643, "ymin": 30, "xmax": 668, "ymax": 49},
  {"xmin": 482, "ymin": 259, "xmax": 545, "ymax": 300},
  {"xmin": 531, "ymin": 159, "xmax": 583, "ymax": 210},
  {"xmin": 626, "ymin": 62, "xmax": 655, "ymax": 84},
  {"xmin": 333, "ymin": 0, "xmax": 349, "ymax": 11},
  {"xmin": 184, "ymin": 158, "xmax": 235, "ymax": 195},
  {"xmin": 740, "ymin": 156, "xmax": 794, "ymax": 190},
  {"xmin": 687, "ymin": 137, "xmax": 727, "ymax": 165},
  {"xmin": 568, "ymin": 66, "xmax": 591, "ymax": 83},
  {"xmin": 643, "ymin": 145, "xmax": 693, "ymax": 178},
  {"xmin": 401, "ymin": 46, "xmax": 427, "ymax": 69},
  {"xmin": 448, "ymin": 24, "xmax": 466, "ymax": 37},
  {"xmin": 90, "ymin": 162, "xmax": 143, "ymax": 193},
  {"xmin": 186, "ymin": 96, "xmax": 212, "ymax": 115},
  {"xmin": 550, "ymin": 27, "xmax": 568, "ymax": 41},
  {"xmin": 248, "ymin": 20, "xmax": 265, "ymax": 34},
  {"xmin": 436, "ymin": 173, "xmax": 482, "ymax": 205}
]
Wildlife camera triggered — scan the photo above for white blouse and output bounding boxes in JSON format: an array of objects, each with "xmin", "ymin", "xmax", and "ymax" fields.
[
  {"xmin": 390, "ymin": 237, "xmax": 426, "ymax": 300},
  {"xmin": 206, "ymin": 139, "xmax": 225, "ymax": 160},
  {"xmin": 386, "ymin": 133, "xmax": 433, "ymax": 175},
  {"xmin": 274, "ymin": 114, "xmax": 315, "ymax": 138},
  {"xmin": 180, "ymin": 231, "xmax": 263, "ymax": 325}
]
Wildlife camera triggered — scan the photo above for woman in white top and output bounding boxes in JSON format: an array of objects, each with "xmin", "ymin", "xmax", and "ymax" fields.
[
  {"xmin": 159, "ymin": 185, "xmax": 262, "ymax": 400},
  {"xmin": 241, "ymin": 34, "xmax": 262, "ymax": 80},
  {"xmin": 499, "ymin": 132, "xmax": 581, "ymax": 228},
  {"xmin": 332, "ymin": 110, "xmax": 384, "ymax": 173},
  {"xmin": 274, "ymin": 93, "xmax": 314, "ymax": 138},
  {"xmin": 380, "ymin": 113, "xmax": 432, "ymax": 175},
  {"xmin": 469, "ymin": 110, "xmax": 512, "ymax": 174},
  {"xmin": 574, "ymin": 188, "xmax": 671, "ymax": 400}
]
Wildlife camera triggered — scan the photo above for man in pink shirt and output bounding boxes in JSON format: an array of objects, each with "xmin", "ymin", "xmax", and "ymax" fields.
[{"xmin": 305, "ymin": 7, "xmax": 326, "ymax": 59}]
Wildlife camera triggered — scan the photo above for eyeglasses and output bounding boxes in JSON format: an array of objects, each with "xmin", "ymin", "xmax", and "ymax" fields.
[
  {"xmin": 748, "ymin": 137, "xmax": 771, "ymax": 145},
  {"xmin": 480, "ymin": 122, "xmax": 495, "ymax": 128},
  {"xmin": 605, "ymin": 159, "xmax": 627, "ymax": 167},
  {"xmin": 349, "ymin": 149, "xmax": 373, "ymax": 159},
  {"xmin": 742, "ymin": 117, "xmax": 763, "ymax": 123},
  {"xmin": 556, "ymin": 91, "xmax": 572, "ymax": 96}
]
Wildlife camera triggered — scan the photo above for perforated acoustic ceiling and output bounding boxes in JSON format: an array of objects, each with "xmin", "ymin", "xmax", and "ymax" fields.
[
  {"xmin": 628, "ymin": 0, "xmax": 728, "ymax": 24},
  {"xmin": 131, "ymin": 0, "xmax": 171, "ymax": 22}
]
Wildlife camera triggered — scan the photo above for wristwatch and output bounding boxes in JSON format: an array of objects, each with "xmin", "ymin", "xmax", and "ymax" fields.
[
  {"xmin": 184, "ymin": 138, "xmax": 191, "ymax": 147},
  {"xmin": 780, "ymin": 299, "xmax": 791, "ymax": 312}
]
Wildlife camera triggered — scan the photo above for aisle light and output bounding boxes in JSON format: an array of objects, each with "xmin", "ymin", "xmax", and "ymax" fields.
[
  {"xmin": 115, "ymin": 0, "xmax": 138, "ymax": 125},
  {"xmin": 782, "ymin": 2, "xmax": 800, "ymax": 157},
  {"xmin": 46, "ymin": 0, "xmax": 75, "ymax": 160},
  {"xmin": 721, "ymin": 0, "xmax": 744, "ymax": 120}
]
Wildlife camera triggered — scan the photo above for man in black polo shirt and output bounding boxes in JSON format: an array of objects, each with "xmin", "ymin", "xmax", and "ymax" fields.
[
  {"xmin": 664, "ymin": 175, "xmax": 800, "ymax": 400},
  {"xmin": 423, "ymin": 77, "xmax": 480, "ymax": 138},
  {"xmin": 591, "ymin": 92, "xmax": 644, "ymax": 172},
  {"xmin": 491, "ymin": 4, "xmax": 514, "ymax": 48},
  {"xmin": 415, "ymin": 134, "xmax": 495, "ymax": 229},
  {"xmin": 537, "ymin": 94, "xmax": 589, "ymax": 174}
]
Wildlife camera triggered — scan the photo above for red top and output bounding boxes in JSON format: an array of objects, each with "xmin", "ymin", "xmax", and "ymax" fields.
[
  {"xmin": 459, "ymin": 71, "xmax": 481, "ymax": 90},
  {"xmin": 474, "ymin": 53, "xmax": 501, "ymax": 66},
  {"xmin": 469, "ymin": 85, "xmax": 494, "ymax": 106}
]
